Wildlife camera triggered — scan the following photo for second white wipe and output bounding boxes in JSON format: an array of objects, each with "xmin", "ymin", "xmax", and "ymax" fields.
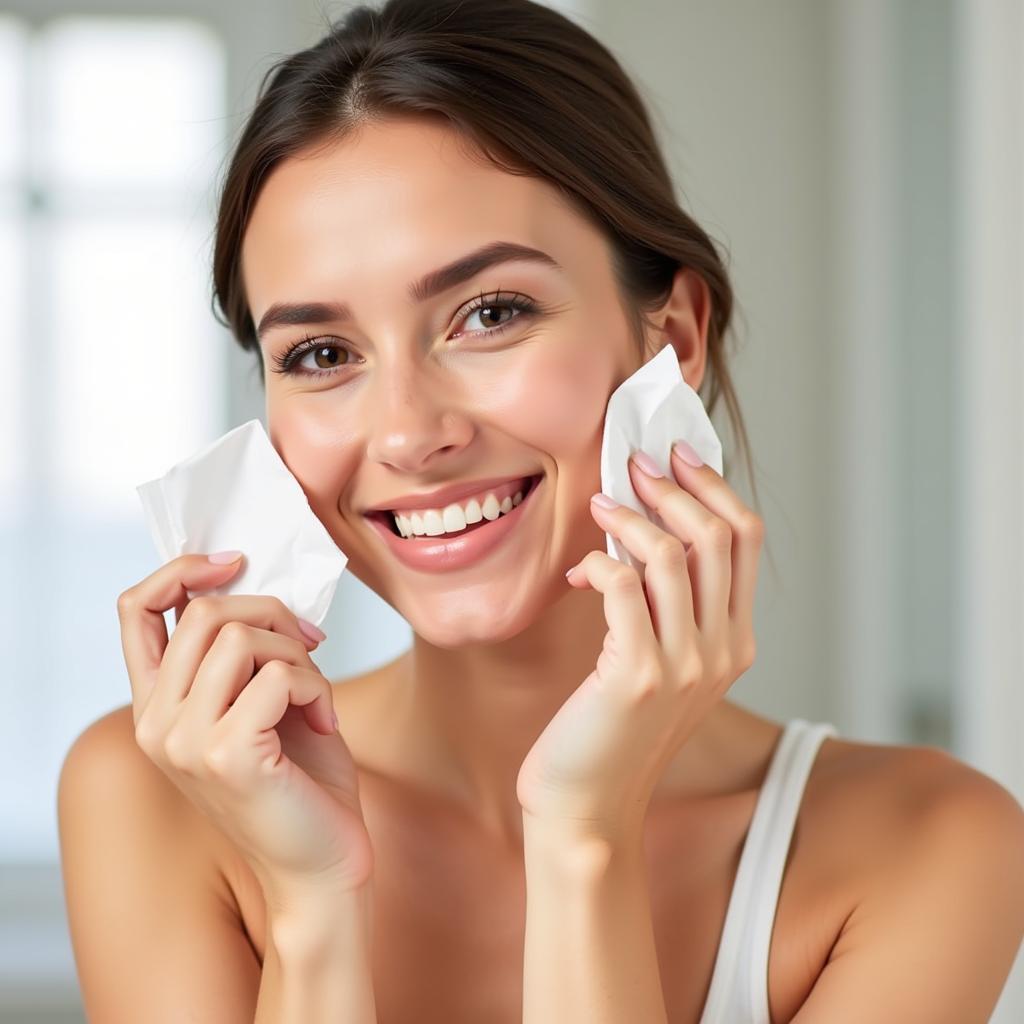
[{"xmin": 600, "ymin": 344, "xmax": 724, "ymax": 571}]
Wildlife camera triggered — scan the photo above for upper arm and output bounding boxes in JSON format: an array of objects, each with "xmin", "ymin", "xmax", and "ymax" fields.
[
  {"xmin": 57, "ymin": 705, "xmax": 262, "ymax": 1024},
  {"xmin": 792, "ymin": 751, "xmax": 1024, "ymax": 1024}
]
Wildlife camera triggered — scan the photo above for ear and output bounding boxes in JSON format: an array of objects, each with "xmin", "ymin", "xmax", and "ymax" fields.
[{"xmin": 641, "ymin": 267, "xmax": 711, "ymax": 392}]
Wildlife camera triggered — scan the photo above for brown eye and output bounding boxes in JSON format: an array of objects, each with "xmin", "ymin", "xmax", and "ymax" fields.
[
  {"xmin": 311, "ymin": 344, "xmax": 348, "ymax": 369},
  {"xmin": 470, "ymin": 303, "xmax": 515, "ymax": 330},
  {"xmin": 270, "ymin": 338, "xmax": 357, "ymax": 379},
  {"xmin": 457, "ymin": 291, "xmax": 539, "ymax": 338}
]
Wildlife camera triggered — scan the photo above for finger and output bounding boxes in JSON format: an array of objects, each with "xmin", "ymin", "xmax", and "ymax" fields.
[
  {"xmin": 585, "ymin": 495, "xmax": 696, "ymax": 664},
  {"xmin": 622, "ymin": 458, "xmax": 732, "ymax": 642},
  {"xmin": 176, "ymin": 621, "xmax": 320, "ymax": 736},
  {"xmin": 666, "ymin": 444, "xmax": 764, "ymax": 620},
  {"xmin": 149, "ymin": 594, "xmax": 319, "ymax": 721},
  {"xmin": 117, "ymin": 554, "xmax": 245, "ymax": 717},
  {"xmin": 223, "ymin": 662, "xmax": 338, "ymax": 776},
  {"xmin": 566, "ymin": 548, "xmax": 658, "ymax": 674}
]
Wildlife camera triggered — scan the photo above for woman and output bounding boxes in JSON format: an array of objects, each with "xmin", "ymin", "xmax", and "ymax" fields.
[{"xmin": 59, "ymin": 1, "xmax": 1024, "ymax": 1021}]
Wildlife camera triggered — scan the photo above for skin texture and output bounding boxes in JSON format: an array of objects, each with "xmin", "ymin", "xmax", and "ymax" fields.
[{"xmin": 242, "ymin": 114, "xmax": 727, "ymax": 848}]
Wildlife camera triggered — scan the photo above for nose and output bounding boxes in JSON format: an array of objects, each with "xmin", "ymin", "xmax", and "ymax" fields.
[{"xmin": 363, "ymin": 360, "xmax": 475, "ymax": 473}]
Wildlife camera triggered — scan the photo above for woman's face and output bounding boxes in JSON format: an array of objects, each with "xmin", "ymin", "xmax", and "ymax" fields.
[{"xmin": 241, "ymin": 116, "xmax": 643, "ymax": 647}]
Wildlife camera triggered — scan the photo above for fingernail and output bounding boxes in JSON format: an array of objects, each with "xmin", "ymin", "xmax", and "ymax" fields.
[
  {"xmin": 565, "ymin": 562, "xmax": 579, "ymax": 580},
  {"xmin": 208, "ymin": 550, "xmax": 243, "ymax": 564},
  {"xmin": 590, "ymin": 493, "xmax": 619, "ymax": 509},
  {"xmin": 630, "ymin": 451, "xmax": 665, "ymax": 478},
  {"xmin": 331, "ymin": 710, "xmax": 339, "ymax": 730},
  {"xmin": 298, "ymin": 617, "xmax": 327, "ymax": 643},
  {"xmin": 672, "ymin": 439, "xmax": 704, "ymax": 467}
]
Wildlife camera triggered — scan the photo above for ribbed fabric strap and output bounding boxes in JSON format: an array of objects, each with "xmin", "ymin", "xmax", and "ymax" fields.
[{"xmin": 698, "ymin": 719, "xmax": 838, "ymax": 1024}]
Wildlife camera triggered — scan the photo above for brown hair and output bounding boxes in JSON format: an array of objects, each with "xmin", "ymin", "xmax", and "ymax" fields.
[{"xmin": 211, "ymin": 0, "xmax": 768, "ymax": 560}]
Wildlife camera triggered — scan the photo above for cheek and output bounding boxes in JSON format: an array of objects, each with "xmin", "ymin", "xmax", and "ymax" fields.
[
  {"xmin": 268, "ymin": 405, "xmax": 360, "ymax": 512},
  {"xmin": 482, "ymin": 342, "xmax": 614, "ymax": 456}
]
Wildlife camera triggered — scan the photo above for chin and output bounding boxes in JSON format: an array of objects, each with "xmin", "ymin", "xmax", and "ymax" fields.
[
  {"xmin": 406, "ymin": 605, "xmax": 531, "ymax": 649},
  {"xmin": 401, "ymin": 583, "xmax": 555, "ymax": 649}
]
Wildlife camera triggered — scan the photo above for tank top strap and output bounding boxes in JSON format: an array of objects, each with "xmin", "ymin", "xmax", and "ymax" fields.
[{"xmin": 698, "ymin": 718, "xmax": 839, "ymax": 1024}]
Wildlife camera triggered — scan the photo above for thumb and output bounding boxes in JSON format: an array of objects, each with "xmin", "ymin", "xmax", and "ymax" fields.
[{"xmin": 173, "ymin": 551, "xmax": 244, "ymax": 624}]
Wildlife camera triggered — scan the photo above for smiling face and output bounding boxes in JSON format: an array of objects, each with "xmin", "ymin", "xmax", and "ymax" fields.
[{"xmin": 240, "ymin": 115, "xmax": 644, "ymax": 647}]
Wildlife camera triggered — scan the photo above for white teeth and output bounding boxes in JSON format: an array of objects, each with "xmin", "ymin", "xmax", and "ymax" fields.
[
  {"xmin": 422, "ymin": 509, "xmax": 445, "ymax": 536},
  {"xmin": 481, "ymin": 494, "xmax": 501, "ymax": 521},
  {"xmin": 442, "ymin": 504, "xmax": 467, "ymax": 533},
  {"xmin": 390, "ymin": 481, "xmax": 533, "ymax": 538}
]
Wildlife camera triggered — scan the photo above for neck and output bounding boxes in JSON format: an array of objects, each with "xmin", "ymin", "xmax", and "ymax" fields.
[{"xmin": 378, "ymin": 583, "xmax": 736, "ymax": 849}]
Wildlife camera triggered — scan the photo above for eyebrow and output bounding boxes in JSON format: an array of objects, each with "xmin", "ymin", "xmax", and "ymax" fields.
[{"xmin": 255, "ymin": 240, "xmax": 563, "ymax": 343}]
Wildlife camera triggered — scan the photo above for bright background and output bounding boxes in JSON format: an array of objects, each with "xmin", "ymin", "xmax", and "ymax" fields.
[{"xmin": 1, "ymin": 1, "xmax": 1021, "ymax": 1020}]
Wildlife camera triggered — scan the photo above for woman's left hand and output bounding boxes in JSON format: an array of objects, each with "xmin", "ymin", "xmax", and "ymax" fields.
[{"xmin": 515, "ymin": 442, "xmax": 765, "ymax": 842}]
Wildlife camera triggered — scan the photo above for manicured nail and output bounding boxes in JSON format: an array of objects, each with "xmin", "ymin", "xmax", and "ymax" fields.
[
  {"xmin": 591, "ymin": 493, "xmax": 619, "ymax": 509},
  {"xmin": 208, "ymin": 550, "xmax": 243, "ymax": 564},
  {"xmin": 672, "ymin": 439, "xmax": 704, "ymax": 467},
  {"xmin": 297, "ymin": 617, "xmax": 327, "ymax": 643},
  {"xmin": 565, "ymin": 562, "xmax": 579, "ymax": 580},
  {"xmin": 630, "ymin": 451, "xmax": 665, "ymax": 478}
]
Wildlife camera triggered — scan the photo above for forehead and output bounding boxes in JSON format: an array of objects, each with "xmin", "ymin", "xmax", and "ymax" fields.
[{"xmin": 240, "ymin": 116, "xmax": 584, "ymax": 309}]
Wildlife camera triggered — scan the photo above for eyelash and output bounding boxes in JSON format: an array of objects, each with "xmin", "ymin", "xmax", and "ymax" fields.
[{"xmin": 269, "ymin": 290, "xmax": 541, "ymax": 380}]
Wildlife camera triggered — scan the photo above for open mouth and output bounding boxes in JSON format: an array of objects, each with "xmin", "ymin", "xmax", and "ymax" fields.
[{"xmin": 366, "ymin": 473, "xmax": 543, "ymax": 539}]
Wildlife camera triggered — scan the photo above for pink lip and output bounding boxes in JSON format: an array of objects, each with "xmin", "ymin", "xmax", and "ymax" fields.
[{"xmin": 364, "ymin": 475, "xmax": 543, "ymax": 573}]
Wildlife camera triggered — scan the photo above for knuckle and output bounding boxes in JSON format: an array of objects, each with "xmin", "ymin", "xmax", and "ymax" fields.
[
  {"xmin": 182, "ymin": 595, "xmax": 219, "ymax": 626},
  {"xmin": 629, "ymin": 665, "xmax": 662, "ymax": 700},
  {"xmin": 652, "ymin": 536, "xmax": 687, "ymax": 568},
  {"xmin": 260, "ymin": 658, "xmax": 292, "ymax": 684},
  {"xmin": 201, "ymin": 743, "xmax": 233, "ymax": 776},
  {"xmin": 609, "ymin": 566, "xmax": 642, "ymax": 595},
  {"xmin": 116, "ymin": 589, "xmax": 137, "ymax": 618},
  {"xmin": 162, "ymin": 729, "xmax": 194, "ymax": 772},
  {"xmin": 703, "ymin": 519, "xmax": 733, "ymax": 551},
  {"xmin": 218, "ymin": 620, "xmax": 250, "ymax": 647},
  {"xmin": 133, "ymin": 716, "xmax": 159, "ymax": 756},
  {"xmin": 739, "ymin": 511, "xmax": 765, "ymax": 542}
]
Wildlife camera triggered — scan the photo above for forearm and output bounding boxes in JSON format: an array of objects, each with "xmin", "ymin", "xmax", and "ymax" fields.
[
  {"xmin": 521, "ymin": 814, "xmax": 669, "ymax": 1024},
  {"xmin": 255, "ymin": 878, "xmax": 377, "ymax": 1024}
]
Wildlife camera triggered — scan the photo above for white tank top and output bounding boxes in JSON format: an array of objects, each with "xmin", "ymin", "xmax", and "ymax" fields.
[{"xmin": 698, "ymin": 718, "xmax": 839, "ymax": 1024}]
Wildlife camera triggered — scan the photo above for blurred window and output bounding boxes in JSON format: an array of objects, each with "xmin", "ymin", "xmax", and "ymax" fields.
[{"xmin": 0, "ymin": 13, "xmax": 228, "ymax": 861}]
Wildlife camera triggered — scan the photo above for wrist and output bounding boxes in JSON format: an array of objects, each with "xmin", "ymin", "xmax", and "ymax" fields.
[
  {"xmin": 266, "ymin": 874, "xmax": 375, "ymax": 959},
  {"xmin": 522, "ymin": 810, "xmax": 644, "ymax": 882}
]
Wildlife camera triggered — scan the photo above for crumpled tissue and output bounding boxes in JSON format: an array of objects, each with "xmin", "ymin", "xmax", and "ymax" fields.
[
  {"xmin": 135, "ymin": 418, "xmax": 347, "ymax": 629},
  {"xmin": 600, "ymin": 343, "xmax": 724, "ymax": 571}
]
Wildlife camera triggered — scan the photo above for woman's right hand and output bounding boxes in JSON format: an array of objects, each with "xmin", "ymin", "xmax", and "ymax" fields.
[{"xmin": 116, "ymin": 552, "xmax": 374, "ymax": 906}]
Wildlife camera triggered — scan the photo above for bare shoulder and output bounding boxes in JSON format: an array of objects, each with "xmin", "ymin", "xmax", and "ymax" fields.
[
  {"xmin": 789, "ymin": 731, "xmax": 1024, "ymax": 1022},
  {"xmin": 61, "ymin": 702, "xmax": 238, "ymax": 897},
  {"xmin": 808, "ymin": 730, "xmax": 1024, "ymax": 847},
  {"xmin": 59, "ymin": 705, "xmax": 262, "ymax": 1022}
]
